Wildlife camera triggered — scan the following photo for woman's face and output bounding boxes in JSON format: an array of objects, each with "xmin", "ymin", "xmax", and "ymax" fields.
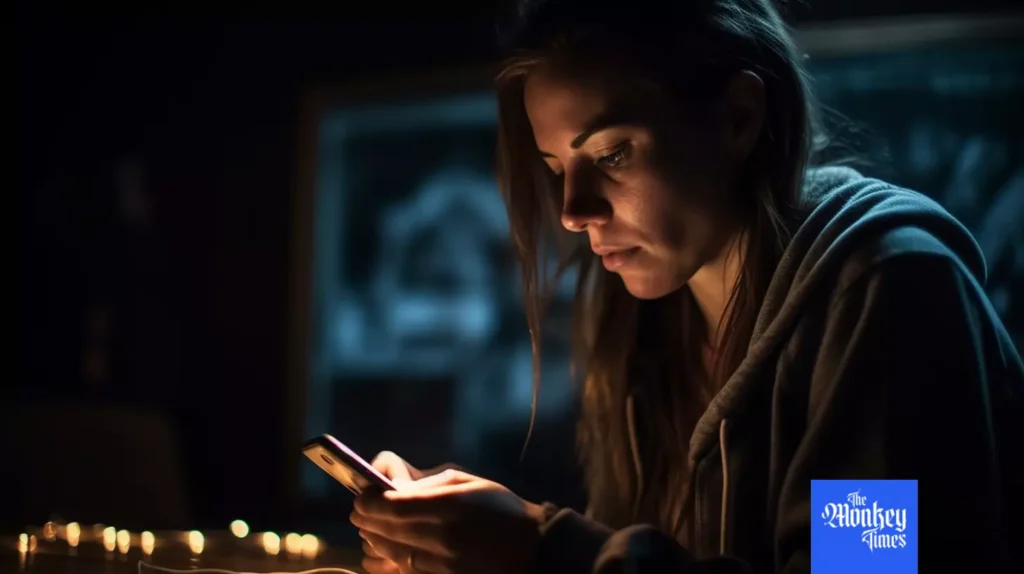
[{"xmin": 523, "ymin": 66, "xmax": 760, "ymax": 299}]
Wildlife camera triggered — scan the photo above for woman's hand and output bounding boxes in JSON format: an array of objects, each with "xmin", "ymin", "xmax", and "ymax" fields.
[
  {"xmin": 358, "ymin": 451, "xmax": 424, "ymax": 573},
  {"xmin": 351, "ymin": 469, "xmax": 545, "ymax": 574}
]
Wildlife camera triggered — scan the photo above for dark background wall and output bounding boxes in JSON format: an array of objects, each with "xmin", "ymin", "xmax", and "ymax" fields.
[{"xmin": 15, "ymin": 0, "xmax": 1021, "ymax": 539}]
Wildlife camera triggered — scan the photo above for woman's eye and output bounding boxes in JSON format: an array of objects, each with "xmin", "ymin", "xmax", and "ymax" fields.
[{"xmin": 596, "ymin": 146, "xmax": 630, "ymax": 169}]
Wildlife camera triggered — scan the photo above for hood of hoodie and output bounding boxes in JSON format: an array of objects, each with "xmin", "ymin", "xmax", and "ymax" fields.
[{"xmin": 687, "ymin": 166, "xmax": 987, "ymax": 462}]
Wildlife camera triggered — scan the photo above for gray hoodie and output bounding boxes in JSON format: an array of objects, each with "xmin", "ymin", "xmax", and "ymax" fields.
[{"xmin": 531, "ymin": 167, "xmax": 1022, "ymax": 573}]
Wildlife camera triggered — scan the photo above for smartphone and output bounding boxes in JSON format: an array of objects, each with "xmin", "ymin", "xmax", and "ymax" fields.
[{"xmin": 301, "ymin": 434, "xmax": 396, "ymax": 494}]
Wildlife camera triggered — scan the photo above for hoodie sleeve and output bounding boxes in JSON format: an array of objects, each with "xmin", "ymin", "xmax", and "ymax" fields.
[
  {"xmin": 772, "ymin": 251, "xmax": 1015, "ymax": 573},
  {"xmin": 533, "ymin": 506, "xmax": 751, "ymax": 574}
]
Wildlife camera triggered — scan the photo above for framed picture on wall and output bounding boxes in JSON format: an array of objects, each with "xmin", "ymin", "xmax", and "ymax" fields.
[{"xmin": 287, "ymin": 67, "xmax": 577, "ymax": 511}]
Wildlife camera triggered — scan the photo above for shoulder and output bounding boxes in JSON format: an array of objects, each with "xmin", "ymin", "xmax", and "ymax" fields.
[
  {"xmin": 796, "ymin": 167, "xmax": 986, "ymax": 297},
  {"xmin": 829, "ymin": 249, "xmax": 972, "ymax": 327},
  {"xmin": 819, "ymin": 240, "xmax": 1010, "ymax": 370},
  {"xmin": 831, "ymin": 226, "xmax": 978, "ymax": 300},
  {"xmin": 818, "ymin": 229, "xmax": 1022, "ymax": 378}
]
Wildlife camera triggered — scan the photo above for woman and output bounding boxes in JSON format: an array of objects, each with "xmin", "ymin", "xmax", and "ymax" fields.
[{"xmin": 349, "ymin": 0, "xmax": 1022, "ymax": 572}]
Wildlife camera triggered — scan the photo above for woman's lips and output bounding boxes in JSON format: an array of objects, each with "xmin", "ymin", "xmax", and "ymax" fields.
[{"xmin": 600, "ymin": 247, "xmax": 640, "ymax": 271}]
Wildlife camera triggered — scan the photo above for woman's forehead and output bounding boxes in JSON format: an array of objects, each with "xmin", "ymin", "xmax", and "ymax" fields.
[
  {"xmin": 523, "ymin": 69, "xmax": 673, "ymax": 143},
  {"xmin": 524, "ymin": 71, "xmax": 613, "ymax": 127}
]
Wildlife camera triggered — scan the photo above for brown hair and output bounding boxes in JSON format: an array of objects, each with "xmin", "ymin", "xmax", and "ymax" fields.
[{"xmin": 495, "ymin": 0, "xmax": 822, "ymax": 542}]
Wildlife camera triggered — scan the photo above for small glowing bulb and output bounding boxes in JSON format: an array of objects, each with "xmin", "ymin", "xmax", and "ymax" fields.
[
  {"xmin": 262, "ymin": 532, "xmax": 281, "ymax": 556},
  {"xmin": 66, "ymin": 522, "xmax": 81, "ymax": 548},
  {"xmin": 116, "ymin": 530, "xmax": 131, "ymax": 554},
  {"xmin": 141, "ymin": 531, "xmax": 155, "ymax": 555},
  {"xmin": 29, "ymin": 534, "xmax": 38, "ymax": 553},
  {"xmin": 17, "ymin": 533, "xmax": 28, "ymax": 553},
  {"xmin": 188, "ymin": 531, "xmax": 204, "ymax": 555},
  {"xmin": 284, "ymin": 532, "xmax": 302, "ymax": 554},
  {"xmin": 229, "ymin": 520, "xmax": 249, "ymax": 538},
  {"xmin": 102, "ymin": 527, "xmax": 117, "ymax": 552},
  {"xmin": 43, "ymin": 522, "xmax": 57, "ymax": 541},
  {"xmin": 300, "ymin": 534, "xmax": 319, "ymax": 559}
]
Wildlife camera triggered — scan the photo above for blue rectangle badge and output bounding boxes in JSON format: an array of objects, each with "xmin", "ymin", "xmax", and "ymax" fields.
[{"xmin": 810, "ymin": 480, "xmax": 918, "ymax": 574}]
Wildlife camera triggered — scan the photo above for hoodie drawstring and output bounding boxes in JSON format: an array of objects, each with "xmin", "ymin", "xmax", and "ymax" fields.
[
  {"xmin": 625, "ymin": 395, "xmax": 645, "ymax": 517},
  {"xmin": 719, "ymin": 418, "xmax": 731, "ymax": 555},
  {"xmin": 626, "ymin": 397, "xmax": 732, "ymax": 555}
]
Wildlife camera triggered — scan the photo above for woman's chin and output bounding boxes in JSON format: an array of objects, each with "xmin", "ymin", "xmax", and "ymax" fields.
[{"xmin": 619, "ymin": 271, "xmax": 686, "ymax": 301}]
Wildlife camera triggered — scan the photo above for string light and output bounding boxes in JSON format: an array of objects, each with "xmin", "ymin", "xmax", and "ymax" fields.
[
  {"xmin": 187, "ymin": 531, "xmax": 204, "ymax": 555},
  {"xmin": 261, "ymin": 532, "xmax": 281, "ymax": 556},
  {"xmin": 141, "ymin": 531, "xmax": 155, "ymax": 555},
  {"xmin": 15, "ymin": 520, "xmax": 329, "ymax": 565},
  {"xmin": 102, "ymin": 527, "xmax": 117, "ymax": 552},
  {"xmin": 300, "ymin": 534, "xmax": 319, "ymax": 559},
  {"xmin": 66, "ymin": 522, "xmax": 81, "ymax": 548},
  {"xmin": 229, "ymin": 520, "xmax": 249, "ymax": 538}
]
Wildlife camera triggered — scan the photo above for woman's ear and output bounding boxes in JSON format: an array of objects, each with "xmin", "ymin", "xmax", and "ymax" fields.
[{"xmin": 717, "ymin": 70, "xmax": 766, "ymax": 163}]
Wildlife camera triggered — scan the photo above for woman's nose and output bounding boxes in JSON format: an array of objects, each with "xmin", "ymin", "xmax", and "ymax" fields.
[{"xmin": 560, "ymin": 171, "xmax": 611, "ymax": 232}]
